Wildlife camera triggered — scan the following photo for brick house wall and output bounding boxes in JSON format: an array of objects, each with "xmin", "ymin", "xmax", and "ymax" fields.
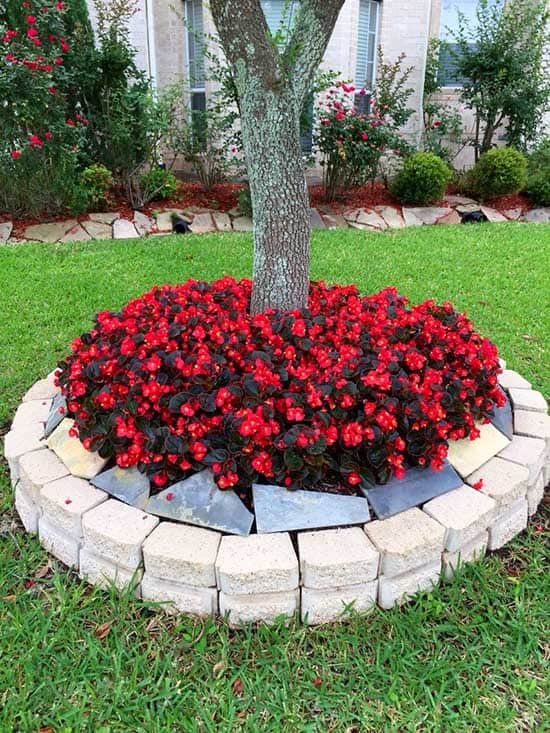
[{"xmin": 87, "ymin": 0, "xmax": 548, "ymax": 170}]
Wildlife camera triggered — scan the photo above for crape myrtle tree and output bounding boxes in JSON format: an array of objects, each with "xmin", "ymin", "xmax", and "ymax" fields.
[{"xmin": 210, "ymin": 0, "xmax": 345, "ymax": 313}]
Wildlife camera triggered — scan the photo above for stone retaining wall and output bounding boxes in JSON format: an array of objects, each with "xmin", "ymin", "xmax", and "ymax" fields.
[{"xmin": 5, "ymin": 366, "xmax": 549, "ymax": 626}]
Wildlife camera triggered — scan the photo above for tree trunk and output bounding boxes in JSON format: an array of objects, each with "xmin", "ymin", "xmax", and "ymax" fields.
[
  {"xmin": 209, "ymin": 0, "xmax": 345, "ymax": 314},
  {"xmin": 241, "ymin": 91, "xmax": 310, "ymax": 313}
]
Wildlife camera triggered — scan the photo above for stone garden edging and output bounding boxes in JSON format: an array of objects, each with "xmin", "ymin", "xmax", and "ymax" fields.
[
  {"xmin": 5, "ymin": 364, "xmax": 549, "ymax": 626},
  {"xmin": 2, "ymin": 199, "xmax": 550, "ymax": 245}
]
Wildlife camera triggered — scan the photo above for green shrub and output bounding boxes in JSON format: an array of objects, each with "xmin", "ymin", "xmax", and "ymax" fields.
[
  {"xmin": 524, "ymin": 139, "xmax": 550, "ymax": 206},
  {"xmin": 390, "ymin": 152, "xmax": 451, "ymax": 205},
  {"xmin": 467, "ymin": 147, "xmax": 527, "ymax": 200},
  {"xmin": 238, "ymin": 186, "xmax": 253, "ymax": 218},
  {"xmin": 139, "ymin": 168, "xmax": 179, "ymax": 201},
  {"xmin": 80, "ymin": 164, "xmax": 114, "ymax": 208}
]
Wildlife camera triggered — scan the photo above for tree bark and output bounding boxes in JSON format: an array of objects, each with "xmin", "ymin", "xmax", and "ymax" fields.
[{"xmin": 210, "ymin": 0, "xmax": 345, "ymax": 314}]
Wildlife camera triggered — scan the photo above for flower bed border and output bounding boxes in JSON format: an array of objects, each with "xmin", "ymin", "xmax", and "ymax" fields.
[{"xmin": 6, "ymin": 366, "xmax": 549, "ymax": 626}]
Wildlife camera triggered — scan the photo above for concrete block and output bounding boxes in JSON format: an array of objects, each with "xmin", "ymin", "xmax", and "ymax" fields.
[
  {"xmin": 498, "ymin": 370, "xmax": 531, "ymax": 390},
  {"xmin": 216, "ymin": 533, "xmax": 299, "ymax": 594},
  {"xmin": 508, "ymin": 389, "xmax": 547, "ymax": 414},
  {"xmin": 143, "ymin": 521, "xmax": 221, "ymax": 587},
  {"xmin": 513, "ymin": 410, "xmax": 550, "ymax": 448},
  {"xmin": 23, "ymin": 377, "xmax": 58, "ymax": 402},
  {"xmin": 39, "ymin": 517, "xmax": 80, "ymax": 568},
  {"xmin": 18, "ymin": 448, "xmax": 69, "ymax": 503},
  {"xmin": 4, "ymin": 424, "xmax": 45, "ymax": 480},
  {"xmin": 466, "ymin": 456, "xmax": 529, "ymax": 507},
  {"xmin": 301, "ymin": 581, "xmax": 378, "ymax": 625},
  {"xmin": 498, "ymin": 435, "xmax": 546, "ymax": 483},
  {"xmin": 41, "ymin": 475, "xmax": 107, "ymax": 537},
  {"xmin": 365, "ymin": 508, "xmax": 445, "ymax": 577},
  {"xmin": 82, "ymin": 499, "xmax": 159, "ymax": 569},
  {"xmin": 298, "ymin": 527, "xmax": 379, "ymax": 588},
  {"xmin": 15, "ymin": 485, "xmax": 40, "ymax": 534},
  {"xmin": 378, "ymin": 560, "xmax": 441, "ymax": 610},
  {"xmin": 442, "ymin": 532, "xmax": 488, "ymax": 579},
  {"xmin": 527, "ymin": 472, "xmax": 545, "ymax": 516},
  {"xmin": 141, "ymin": 573, "xmax": 218, "ymax": 616},
  {"xmin": 79, "ymin": 547, "xmax": 143, "ymax": 593},
  {"xmin": 423, "ymin": 485, "xmax": 496, "ymax": 551},
  {"xmin": 219, "ymin": 589, "xmax": 299, "ymax": 627},
  {"xmin": 12, "ymin": 399, "xmax": 52, "ymax": 430},
  {"xmin": 487, "ymin": 498, "xmax": 528, "ymax": 550}
]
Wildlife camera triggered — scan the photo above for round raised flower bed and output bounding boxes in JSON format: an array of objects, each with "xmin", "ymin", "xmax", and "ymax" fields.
[{"xmin": 6, "ymin": 280, "xmax": 549, "ymax": 625}]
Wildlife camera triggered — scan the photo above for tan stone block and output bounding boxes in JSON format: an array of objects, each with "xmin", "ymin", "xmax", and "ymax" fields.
[
  {"xmin": 365, "ymin": 508, "xmax": 445, "ymax": 577},
  {"xmin": 298, "ymin": 527, "xmax": 379, "ymax": 588},
  {"xmin": 216, "ymin": 533, "xmax": 298, "ymax": 594}
]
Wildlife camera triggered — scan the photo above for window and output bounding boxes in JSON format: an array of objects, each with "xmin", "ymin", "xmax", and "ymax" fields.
[
  {"xmin": 185, "ymin": 0, "xmax": 206, "ymax": 144},
  {"xmin": 438, "ymin": 0, "xmax": 478, "ymax": 86},
  {"xmin": 261, "ymin": 1, "xmax": 299, "ymax": 39},
  {"xmin": 355, "ymin": 0, "xmax": 380, "ymax": 91}
]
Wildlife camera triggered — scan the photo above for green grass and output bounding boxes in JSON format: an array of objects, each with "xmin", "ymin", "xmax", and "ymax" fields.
[{"xmin": 1, "ymin": 223, "xmax": 549, "ymax": 732}]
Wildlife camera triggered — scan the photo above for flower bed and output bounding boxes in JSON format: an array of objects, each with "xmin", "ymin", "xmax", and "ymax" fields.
[
  {"xmin": 6, "ymin": 364, "xmax": 549, "ymax": 625},
  {"xmin": 56, "ymin": 278, "xmax": 505, "ymax": 495}
]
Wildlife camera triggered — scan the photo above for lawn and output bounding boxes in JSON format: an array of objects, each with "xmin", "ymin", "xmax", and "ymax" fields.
[{"xmin": 1, "ymin": 223, "xmax": 549, "ymax": 732}]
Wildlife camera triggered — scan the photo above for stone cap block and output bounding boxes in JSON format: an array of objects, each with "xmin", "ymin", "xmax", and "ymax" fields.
[
  {"xmin": 513, "ymin": 410, "xmax": 550, "ymax": 443},
  {"xmin": 498, "ymin": 370, "xmax": 531, "ymax": 390},
  {"xmin": 41, "ymin": 475, "xmax": 108, "ymax": 537},
  {"xmin": 298, "ymin": 527, "xmax": 379, "ymax": 588},
  {"xmin": 365, "ymin": 508, "xmax": 445, "ymax": 577},
  {"xmin": 215, "ymin": 533, "xmax": 299, "ymax": 595},
  {"xmin": 12, "ymin": 399, "xmax": 52, "ymax": 430},
  {"xmin": 423, "ymin": 485, "xmax": 496, "ymax": 552},
  {"xmin": 19, "ymin": 448, "xmax": 70, "ymax": 501},
  {"xmin": 82, "ymin": 499, "xmax": 159, "ymax": 569},
  {"xmin": 498, "ymin": 435, "xmax": 546, "ymax": 482},
  {"xmin": 23, "ymin": 376, "xmax": 58, "ymax": 402},
  {"xmin": 143, "ymin": 521, "xmax": 221, "ymax": 587},
  {"xmin": 466, "ymin": 456, "xmax": 529, "ymax": 507},
  {"xmin": 508, "ymin": 388, "xmax": 548, "ymax": 414},
  {"xmin": 4, "ymin": 423, "xmax": 45, "ymax": 463}
]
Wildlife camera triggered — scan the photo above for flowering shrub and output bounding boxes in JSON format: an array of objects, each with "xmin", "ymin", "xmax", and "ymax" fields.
[
  {"xmin": 314, "ymin": 83, "xmax": 410, "ymax": 202},
  {"xmin": 56, "ymin": 278, "xmax": 505, "ymax": 494},
  {"xmin": 0, "ymin": 0, "xmax": 93, "ymax": 216}
]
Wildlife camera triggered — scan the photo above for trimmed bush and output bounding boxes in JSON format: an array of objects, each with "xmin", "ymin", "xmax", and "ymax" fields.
[
  {"xmin": 467, "ymin": 147, "xmax": 527, "ymax": 200},
  {"xmin": 139, "ymin": 168, "xmax": 179, "ymax": 201},
  {"xmin": 81, "ymin": 164, "xmax": 114, "ymax": 209},
  {"xmin": 57, "ymin": 278, "xmax": 504, "ymax": 493},
  {"xmin": 390, "ymin": 152, "xmax": 451, "ymax": 205},
  {"xmin": 525, "ymin": 139, "xmax": 550, "ymax": 206}
]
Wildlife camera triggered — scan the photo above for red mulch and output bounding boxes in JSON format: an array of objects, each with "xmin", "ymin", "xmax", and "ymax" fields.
[
  {"xmin": 3, "ymin": 181, "xmax": 534, "ymax": 238},
  {"xmin": 309, "ymin": 182, "xmax": 401, "ymax": 212},
  {"xmin": 484, "ymin": 192, "xmax": 531, "ymax": 213},
  {"xmin": 142, "ymin": 182, "xmax": 243, "ymax": 215}
]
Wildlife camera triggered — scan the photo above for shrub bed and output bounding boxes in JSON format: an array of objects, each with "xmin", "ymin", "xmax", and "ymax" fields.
[{"xmin": 57, "ymin": 278, "xmax": 505, "ymax": 493}]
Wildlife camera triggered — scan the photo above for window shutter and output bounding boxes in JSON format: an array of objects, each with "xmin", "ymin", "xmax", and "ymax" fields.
[
  {"xmin": 187, "ymin": 0, "xmax": 205, "ymax": 89},
  {"xmin": 355, "ymin": 0, "xmax": 379, "ymax": 90}
]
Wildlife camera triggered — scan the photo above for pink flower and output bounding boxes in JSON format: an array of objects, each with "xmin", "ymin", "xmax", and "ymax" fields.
[
  {"xmin": 28, "ymin": 134, "xmax": 43, "ymax": 148},
  {"xmin": 10, "ymin": 150, "xmax": 21, "ymax": 160}
]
